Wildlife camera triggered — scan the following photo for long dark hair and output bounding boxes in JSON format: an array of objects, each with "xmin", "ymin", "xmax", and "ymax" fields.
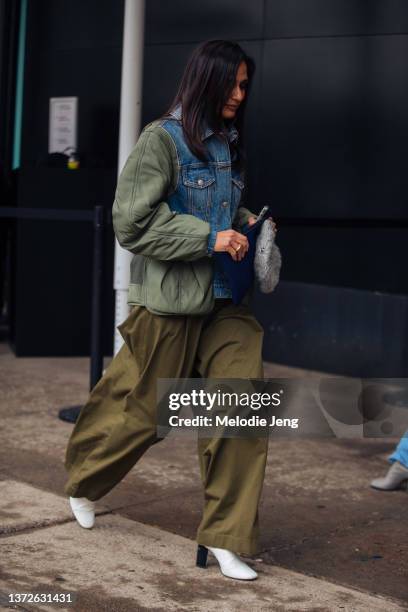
[{"xmin": 164, "ymin": 40, "xmax": 255, "ymax": 169}]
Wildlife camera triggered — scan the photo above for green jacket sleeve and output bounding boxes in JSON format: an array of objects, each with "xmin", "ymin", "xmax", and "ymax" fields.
[{"xmin": 112, "ymin": 125, "xmax": 215, "ymax": 261}]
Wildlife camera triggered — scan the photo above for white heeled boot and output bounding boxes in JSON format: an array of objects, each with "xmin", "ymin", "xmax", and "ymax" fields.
[
  {"xmin": 196, "ymin": 545, "xmax": 258, "ymax": 580},
  {"xmin": 370, "ymin": 461, "xmax": 408, "ymax": 491},
  {"xmin": 69, "ymin": 497, "xmax": 95, "ymax": 528}
]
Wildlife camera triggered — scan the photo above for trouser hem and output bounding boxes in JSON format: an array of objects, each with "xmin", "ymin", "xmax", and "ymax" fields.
[
  {"xmin": 196, "ymin": 530, "xmax": 259, "ymax": 555},
  {"xmin": 64, "ymin": 483, "xmax": 102, "ymax": 502}
]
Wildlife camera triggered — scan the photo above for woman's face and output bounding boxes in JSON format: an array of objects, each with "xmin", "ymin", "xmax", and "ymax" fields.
[{"xmin": 222, "ymin": 61, "xmax": 248, "ymax": 120}]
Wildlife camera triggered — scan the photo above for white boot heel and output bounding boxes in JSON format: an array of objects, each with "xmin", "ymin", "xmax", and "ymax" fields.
[
  {"xmin": 196, "ymin": 545, "xmax": 258, "ymax": 580},
  {"xmin": 370, "ymin": 461, "xmax": 408, "ymax": 491},
  {"xmin": 69, "ymin": 496, "xmax": 95, "ymax": 529}
]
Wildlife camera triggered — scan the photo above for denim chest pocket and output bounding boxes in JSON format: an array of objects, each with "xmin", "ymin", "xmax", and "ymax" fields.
[{"xmin": 182, "ymin": 167, "xmax": 215, "ymax": 221}]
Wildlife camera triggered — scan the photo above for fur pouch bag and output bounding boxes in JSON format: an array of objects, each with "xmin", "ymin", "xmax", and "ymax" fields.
[{"xmin": 254, "ymin": 220, "xmax": 282, "ymax": 293}]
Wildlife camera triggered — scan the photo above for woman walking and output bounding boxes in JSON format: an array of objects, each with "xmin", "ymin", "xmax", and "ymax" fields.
[{"xmin": 64, "ymin": 40, "xmax": 274, "ymax": 581}]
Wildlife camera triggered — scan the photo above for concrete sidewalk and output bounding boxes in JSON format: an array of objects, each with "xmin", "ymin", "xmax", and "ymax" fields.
[
  {"xmin": 0, "ymin": 480, "xmax": 404, "ymax": 612},
  {"xmin": 1, "ymin": 343, "xmax": 407, "ymax": 610}
]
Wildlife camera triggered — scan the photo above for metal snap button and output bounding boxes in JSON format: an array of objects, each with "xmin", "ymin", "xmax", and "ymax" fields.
[
  {"xmin": 197, "ymin": 178, "xmax": 204, "ymax": 186},
  {"xmin": 222, "ymin": 201, "xmax": 228, "ymax": 207}
]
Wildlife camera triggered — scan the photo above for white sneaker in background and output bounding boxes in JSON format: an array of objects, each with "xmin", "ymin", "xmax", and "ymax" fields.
[{"xmin": 370, "ymin": 461, "xmax": 408, "ymax": 491}]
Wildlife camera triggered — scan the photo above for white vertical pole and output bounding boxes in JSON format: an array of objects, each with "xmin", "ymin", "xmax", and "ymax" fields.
[{"xmin": 113, "ymin": 0, "xmax": 145, "ymax": 354}]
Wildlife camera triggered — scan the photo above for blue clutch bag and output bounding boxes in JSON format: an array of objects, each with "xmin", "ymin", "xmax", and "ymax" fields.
[{"xmin": 214, "ymin": 206, "xmax": 271, "ymax": 305}]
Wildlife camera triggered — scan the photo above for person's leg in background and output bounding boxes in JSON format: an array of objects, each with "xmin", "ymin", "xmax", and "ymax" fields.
[
  {"xmin": 371, "ymin": 431, "xmax": 408, "ymax": 490},
  {"xmin": 194, "ymin": 300, "xmax": 269, "ymax": 568},
  {"xmin": 389, "ymin": 432, "xmax": 408, "ymax": 468}
]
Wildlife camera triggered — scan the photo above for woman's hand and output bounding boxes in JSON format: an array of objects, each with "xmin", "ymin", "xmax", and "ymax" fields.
[
  {"xmin": 248, "ymin": 215, "xmax": 278, "ymax": 234},
  {"xmin": 214, "ymin": 229, "xmax": 249, "ymax": 261}
]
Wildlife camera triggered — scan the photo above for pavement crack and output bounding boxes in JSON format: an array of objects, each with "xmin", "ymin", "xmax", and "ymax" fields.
[{"xmin": 0, "ymin": 510, "xmax": 114, "ymax": 539}]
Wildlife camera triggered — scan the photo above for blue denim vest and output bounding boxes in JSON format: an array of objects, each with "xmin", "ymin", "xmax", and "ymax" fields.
[{"xmin": 158, "ymin": 105, "xmax": 245, "ymax": 298}]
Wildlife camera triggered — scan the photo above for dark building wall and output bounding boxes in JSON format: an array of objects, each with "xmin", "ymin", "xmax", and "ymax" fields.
[
  {"xmin": 142, "ymin": 1, "xmax": 408, "ymax": 376},
  {"xmin": 14, "ymin": 1, "xmax": 408, "ymax": 373},
  {"xmin": 21, "ymin": 0, "xmax": 124, "ymax": 167},
  {"xmin": 13, "ymin": 0, "xmax": 124, "ymax": 356}
]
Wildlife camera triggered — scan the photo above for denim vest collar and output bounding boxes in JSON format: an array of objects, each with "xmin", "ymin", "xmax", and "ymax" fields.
[{"xmin": 169, "ymin": 104, "xmax": 238, "ymax": 144}]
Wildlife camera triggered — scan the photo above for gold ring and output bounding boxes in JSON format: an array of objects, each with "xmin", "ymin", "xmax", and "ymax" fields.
[{"xmin": 235, "ymin": 244, "xmax": 242, "ymax": 252}]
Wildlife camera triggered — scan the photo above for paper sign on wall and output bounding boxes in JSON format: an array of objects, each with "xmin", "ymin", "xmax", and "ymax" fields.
[{"xmin": 49, "ymin": 97, "xmax": 78, "ymax": 154}]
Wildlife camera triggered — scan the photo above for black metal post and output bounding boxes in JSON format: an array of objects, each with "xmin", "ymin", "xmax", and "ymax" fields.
[
  {"xmin": 58, "ymin": 205, "xmax": 105, "ymax": 423},
  {"xmin": 90, "ymin": 205, "xmax": 105, "ymax": 390}
]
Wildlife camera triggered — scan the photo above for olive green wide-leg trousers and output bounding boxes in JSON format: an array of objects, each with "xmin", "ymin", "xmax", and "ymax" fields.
[{"xmin": 64, "ymin": 299, "xmax": 268, "ymax": 554}]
